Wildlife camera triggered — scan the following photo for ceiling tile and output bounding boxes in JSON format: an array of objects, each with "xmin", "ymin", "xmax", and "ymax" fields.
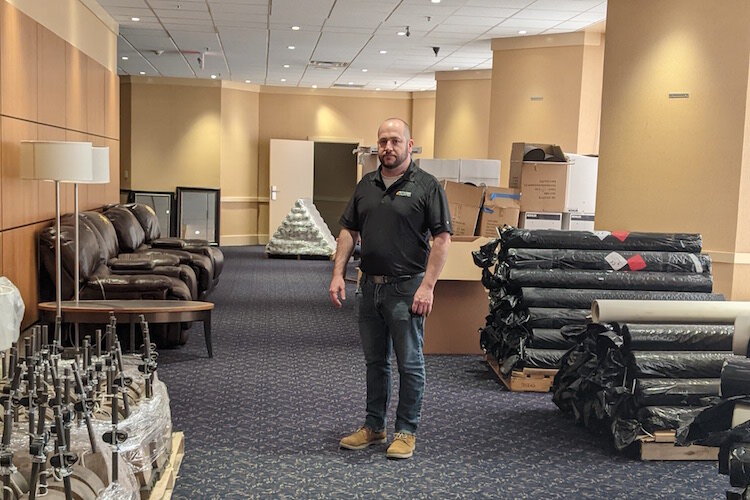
[{"xmin": 513, "ymin": 9, "xmax": 579, "ymax": 21}]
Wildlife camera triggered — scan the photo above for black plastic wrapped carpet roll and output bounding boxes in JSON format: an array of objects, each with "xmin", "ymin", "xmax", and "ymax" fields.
[
  {"xmin": 502, "ymin": 248, "xmax": 711, "ymax": 273},
  {"xmin": 499, "ymin": 228, "xmax": 703, "ymax": 253},
  {"xmin": 530, "ymin": 329, "xmax": 577, "ymax": 349},
  {"xmin": 506, "ymin": 269, "xmax": 713, "ymax": 292},
  {"xmin": 620, "ymin": 324, "xmax": 733, "ymax": 352},
  {"xmin": 631, "ymin": 351, "xmax": 734, "ymax": 379},
  {"xmin": 636, "ymin": 405, "xmax": 706, "ymax": 433},
  {"xmin": 527, "ymin": 307, "xmax": 590, "ymax": 329},
  {"xmin": 720, "ymin": 358, "xmax": 750, "ymax": 398},
  {"xmin": 729, "ymin": 444, "xmax": 750, "ymax": 488},
  {"xmin": 520, "ymin": 348, "xmax": 567, "ymax": 369},
  {"xmin": 634, "ymin": 378, "xmax": 721, "ymax": 406},
  {"xmin": 519, "ymin": 287, "xmax": 722, "ymax": 309}
]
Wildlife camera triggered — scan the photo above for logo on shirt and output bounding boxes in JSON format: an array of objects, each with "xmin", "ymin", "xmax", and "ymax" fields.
[{"xmin": 395, "ymin": 191, "xmax": 412, "ymax": 197}]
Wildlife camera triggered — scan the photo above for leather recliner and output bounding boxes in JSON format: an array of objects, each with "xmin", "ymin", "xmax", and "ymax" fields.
[
  {"xmin": 62, "ymin": 212, "xmax": 199, "ymax": 300},
  {"xmin": 39, "ymin": 222, "xmax": 192, "ymax": 302},
  {"xmin": 104, "ymin": 206, "xmax": 220, "ymax": 298}
]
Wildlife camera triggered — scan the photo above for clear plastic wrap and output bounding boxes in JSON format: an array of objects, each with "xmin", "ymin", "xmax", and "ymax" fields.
[
  {"xmin": 506, "ymin": 269, "xmax": 713, "ymax": 293},
  {"xmin": 631, "ymin": 351, "xmax": 737, "ymax": 379},
  {"xmin": 514, "ymin": 287, "xmax": 721, "ymax": 309},
  {"xmin": 265, "ymin": 198, "xmax": 337, "ymax": 256},
  {"xmin": 502, "ymin": 248, "xmax": 711, "ymax": 273},
  {"xmin": 621, "ymin": 323, "xmax": 733, "ymax": 352},
  {"xmin": 499, "ymin": 227, "xmax": 703, "ymax": 252},
  {"xmin": 0, "ymin": 276, "xmax": 24, "ymax": 350},
  {"xmin": 634, "ymin": 378, "xmax": 721, "ymax": 406}
]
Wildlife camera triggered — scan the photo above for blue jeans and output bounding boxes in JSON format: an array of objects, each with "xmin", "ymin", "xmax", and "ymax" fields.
[{"xmin": 358, "ymin": 275, "xmax": 425, "ymax": 435}]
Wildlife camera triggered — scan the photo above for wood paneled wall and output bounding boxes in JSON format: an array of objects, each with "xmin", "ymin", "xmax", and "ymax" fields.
[{"xmin": 0, "ymin": 1, "xmax": 120, "ymax": 328}]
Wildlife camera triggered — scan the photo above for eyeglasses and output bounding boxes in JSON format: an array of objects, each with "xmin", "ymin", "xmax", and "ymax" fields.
[{"xmin": 378, "ymin": 137, "xmax": 404, "ymax": 148}]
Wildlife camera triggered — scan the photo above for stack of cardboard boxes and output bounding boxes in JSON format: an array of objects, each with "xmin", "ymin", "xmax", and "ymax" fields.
[
  {"xmin": 417, "ymin": 146, "xmax": 597, "ymax": 237},
  {"xmin": 510, "ymin": 143, "xmax": 598, "ymax": 231}
]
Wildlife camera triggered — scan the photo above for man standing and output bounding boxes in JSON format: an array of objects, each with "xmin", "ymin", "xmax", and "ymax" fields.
[{"xmin": 329, "ymin": 118, "xmax": 452, "ymax": 459}]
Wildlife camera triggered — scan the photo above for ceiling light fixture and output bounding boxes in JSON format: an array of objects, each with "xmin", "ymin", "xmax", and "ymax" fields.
[
  {"xmin": 397, "ymin": 31, "xmax": 406, "ymax": 36},
  {"xmin": 283, "ymin": 64, "xmax": 290, "ymax": 68},
  {"xmin": 288, "ymin": 45, "xmax": 295, "ymax": 50},
  {"xmin": 431, "ymin": 0, "xmax": 441, "ymax": 3},
  {"xmin": 362, "ymin": 69, "xmax": 368, "ymax": 72},
  {"xmin": 379, "ymin": 50, "xmax": 387, "ymax": 54},
  {"xmin": 291, "ymin": 25, "xmax": 300, "ymax": 30},
  {"xmin": 453, "ymin": 66, "xmax": 459, "ymax": 70},
  {"xmin": 348, "ymin": 82, "xmax": 354, "ymax": 85},
  {"xmin": 122, "ymin": 56, "xmax": 129, "ymax": 60},
  {"xmin": 211, "ymin": 74, "xmax": 217, "ymax": 79},
  {"xmin": 312, "ymin": 85, "xmax": 318, "ymax": 88},
  {"xmin": 518, "ymin": 30, "xmax": 527, "ymax": 34},
  {"xmin": 281, "ymin": 78, "xmax": 287, "ymax": 82},
  {"xmin": 245, "ymin": 80, "xmax": 251, "ymax": 83},
  {"xmin": 375, "ymin": 88, "xmax": 381, "ymax": 91},
  {"xmin": 420, "ymin": 88, "xmax": 426, "ymax": 91},
  {"xmin": 131, "ymin": 17, "xmax": 140, "ymax": 22},
  {"xmin": 139, "ymin": 71, "xmax": 145, "ymax": 75}
]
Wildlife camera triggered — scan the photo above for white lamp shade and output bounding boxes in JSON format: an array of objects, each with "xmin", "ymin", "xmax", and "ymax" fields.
[
  {"xmin": 82, "ymin": 147, "xmax": 111, "ymax": 184},
  {"xmin": 20, "ymin": 140, "xmax": 93, "ymax": 182}
]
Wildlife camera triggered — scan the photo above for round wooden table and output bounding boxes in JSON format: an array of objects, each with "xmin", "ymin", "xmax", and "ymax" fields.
[{"xmin": 38, "ymin": 300, "xmax": 215, "ymax": 357}]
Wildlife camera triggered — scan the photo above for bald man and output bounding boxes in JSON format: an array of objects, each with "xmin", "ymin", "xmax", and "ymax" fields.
[{"xmin": 330, "ymin": 118, "xmax": 452, "ymax": 459}]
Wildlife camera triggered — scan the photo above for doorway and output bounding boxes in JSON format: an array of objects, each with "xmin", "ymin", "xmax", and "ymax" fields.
[{"xmin": 313, "ymin": 142, "xmax": 359, "ymax": 236}]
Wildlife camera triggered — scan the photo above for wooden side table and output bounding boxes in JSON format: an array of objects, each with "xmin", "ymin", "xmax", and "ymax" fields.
[{"xmin": 38, "ymin": 300, "xmax": 215, "ymax": 357}]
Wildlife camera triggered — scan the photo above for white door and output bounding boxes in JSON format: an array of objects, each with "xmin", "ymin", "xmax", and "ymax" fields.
[{"xmin": 269, "ymin": 139, "xmax": 315, "ymax": 235}]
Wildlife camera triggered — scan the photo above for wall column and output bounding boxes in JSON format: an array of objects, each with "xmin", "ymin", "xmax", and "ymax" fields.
[{"xmin": 595, "ymin": 0, "xmax": 750, "ymax": 298}]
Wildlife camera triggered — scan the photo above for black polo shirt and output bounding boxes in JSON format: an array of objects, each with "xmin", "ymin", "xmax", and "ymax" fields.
[{"xmin": 339, "ymin": 161, "xmax": 453, "ymax": 276}]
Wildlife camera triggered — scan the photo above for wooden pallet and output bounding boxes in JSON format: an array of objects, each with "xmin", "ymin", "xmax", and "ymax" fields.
[
  {"xmin": 148, "ymin": 432, "xmax": 186, "ymax": 500},
  {"xmin": 638, "ymin": 430, "xmax": 718, "ymax": 461},
  {"xmin": 486, "ymin": 354, "xmax": 557, "ymax": 393},
  {"xmin": 267, "ymin": 253, "xmax": 333, "ymax": 261}
]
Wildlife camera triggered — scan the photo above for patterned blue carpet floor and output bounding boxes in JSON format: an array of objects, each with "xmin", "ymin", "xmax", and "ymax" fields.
[{"xmin": 157, "ymin": 246, "xmax": 726, "ymax": 499}]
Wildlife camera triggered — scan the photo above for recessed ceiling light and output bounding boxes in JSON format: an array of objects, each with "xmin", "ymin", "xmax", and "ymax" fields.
[
  {"xmin": 453, "ymin": 66, "xmax": 459, "ymax": 70},
  {"xmin": 283, "ymin": 64, "xmax": 290, "ymax": 68},
  {"xmin": 348, "ymin": 82, "xmax": 354, "ymax": 85},
  {"xmin": 397, "ymin": 31, "xmax": 406, "ymax": 36},
  {"xmin": 211, "ymin": 74, "xmax": 217, "ymax": 79},
  {"xmin": 312, "ymin": 85, "xmax": 318, "ymax": 89},
  {"xmin": 131, "ymin": 17, "xmax": 140, "ymax": 22},
  {"xmin": 245, "ymin": 80, "xmax": 251, "ymax": 83},
  {"xmin": 431, "ymin": 0, "xmax": 441, "ymax": 3},
  {"xmin": 420, "ymin": 88, "xmax": 426, "ymax": 91},
  {"xmin": 379, "ymin": 50, "xmax": 387, "ymax": 54},
  {"xmin": 288, "ymin": 45, "xmax": 295, "ymax": 50},
  {"xmin": 122, "ymin": 56, "xmax": 129, "ymax": 61},
  {"xmin": 281, "ymin": 78, "xmax": 287, "ymax": 82},
  {"xmin": 362, "ymin": 69, "xmax": 368, "ymax": 72},
  {"xmin": 375, "ymin": 88, "xmax": 381, "ymax": 91},
  {"xmin": 291, "ymin": 26, "xmax": 300, "ymax": 31},
  {"xmin": 518, "ymin": 30, "xmax": 527, "ymax": 35},
  {"xmin": 139, "ymin": 71, "xmax": 145, "ymax": 75}
]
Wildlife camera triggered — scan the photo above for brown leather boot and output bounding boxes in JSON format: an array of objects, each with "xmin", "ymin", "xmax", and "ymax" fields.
[
  {"xmin": 339, "ymin": 426, "xmax": 387, "ymax": 450},
  {"xmin": 386, "ymin": 432, "xmax": 416, "ymax": 459}
]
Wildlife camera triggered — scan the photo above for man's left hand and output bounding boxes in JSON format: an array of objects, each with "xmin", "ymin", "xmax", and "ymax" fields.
[{"xmin": 412, "ymin": 284, "xmax": 434, "ymax": 316}]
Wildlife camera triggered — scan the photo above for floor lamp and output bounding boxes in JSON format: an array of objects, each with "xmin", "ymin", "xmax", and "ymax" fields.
[
  {"xmin": 73, "ymin": 146, "xmax": 110, "ymax": 350},
  {"xmin": 20, "ymin": 141, "xmax": 93, "ymax": 347}
]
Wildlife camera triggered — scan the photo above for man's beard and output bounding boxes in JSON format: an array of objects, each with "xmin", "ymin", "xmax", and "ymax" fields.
[{"xmin": 379, "ymin": 151, "xmax": 408, "ymax": 169}]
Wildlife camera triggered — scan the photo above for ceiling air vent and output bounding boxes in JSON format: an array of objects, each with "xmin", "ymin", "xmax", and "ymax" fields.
[
  {"xmin": 333, "ymin": 83, "xmax": 366, "ymax": 88},
  {"xmin": 309, "ymin": 60, "xmax": 348, "ymax": 69}
]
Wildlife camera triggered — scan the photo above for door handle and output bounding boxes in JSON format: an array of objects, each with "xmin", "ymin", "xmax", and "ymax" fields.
[{"xmin": 271, "ymin": 185, "xmax": 278, "ymax": 201}]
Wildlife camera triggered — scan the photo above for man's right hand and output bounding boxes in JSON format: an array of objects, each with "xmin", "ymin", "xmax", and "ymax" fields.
[{"xmin": 329, "ymin": 275, "xmax": 346, "ymax": 308}]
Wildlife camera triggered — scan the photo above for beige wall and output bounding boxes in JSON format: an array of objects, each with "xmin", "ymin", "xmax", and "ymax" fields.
[
  {"xmin": 123, "ymin": 78, "xmax": 222, "ymax": 192},
  {"xmin": 595, "ymin": 0, "xmax": 750, "ymax": 298},
  {"xmin": 412, "ymin": 92, "xmax": 436, "ymax": 159},
  {"xmin": 487, "ymin": 32, "xmax": 604, "ymax": 186},
  {"xmin": 434, "ymin": 70, "xmax": 492, "ymax": 159},
  {"xmin": 220, "ymin": 85, "xmax": 262, "ymax": 245}
]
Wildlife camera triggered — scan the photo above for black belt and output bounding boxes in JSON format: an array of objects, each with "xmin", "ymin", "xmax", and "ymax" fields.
[{"xmin": 362, "ymin": 273, "xmax": 421, "ymax": 284}]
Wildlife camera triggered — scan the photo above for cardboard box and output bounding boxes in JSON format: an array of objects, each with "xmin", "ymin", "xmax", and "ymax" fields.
[
  {"xmin": 520, "ymin": 162, "xmax": 569, "ymax": 212},
  {"xmin": 563, "ymin": 212, "xmax": 595, "ymax": 231},
  {"xmin": 510, "ymin": 142, "xmax": 566, "ymax": 188},
  {"xmin": 459, "ymin": 159, "xmax": 501, "ymax": 186},
  {"xmin": 416, "ymin": 158, "xmax": 460, "ymax": 182},
  {"xmin": 520, "ymin": 212, "xmax": 563, "ymax": 230},
  {"xmin": 479, "ymin": 187, "xmax": 521, "ymax": 237},
  {"xmin": 441, "ymin": 180, "xmax": 485, "ymax": 236}
]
